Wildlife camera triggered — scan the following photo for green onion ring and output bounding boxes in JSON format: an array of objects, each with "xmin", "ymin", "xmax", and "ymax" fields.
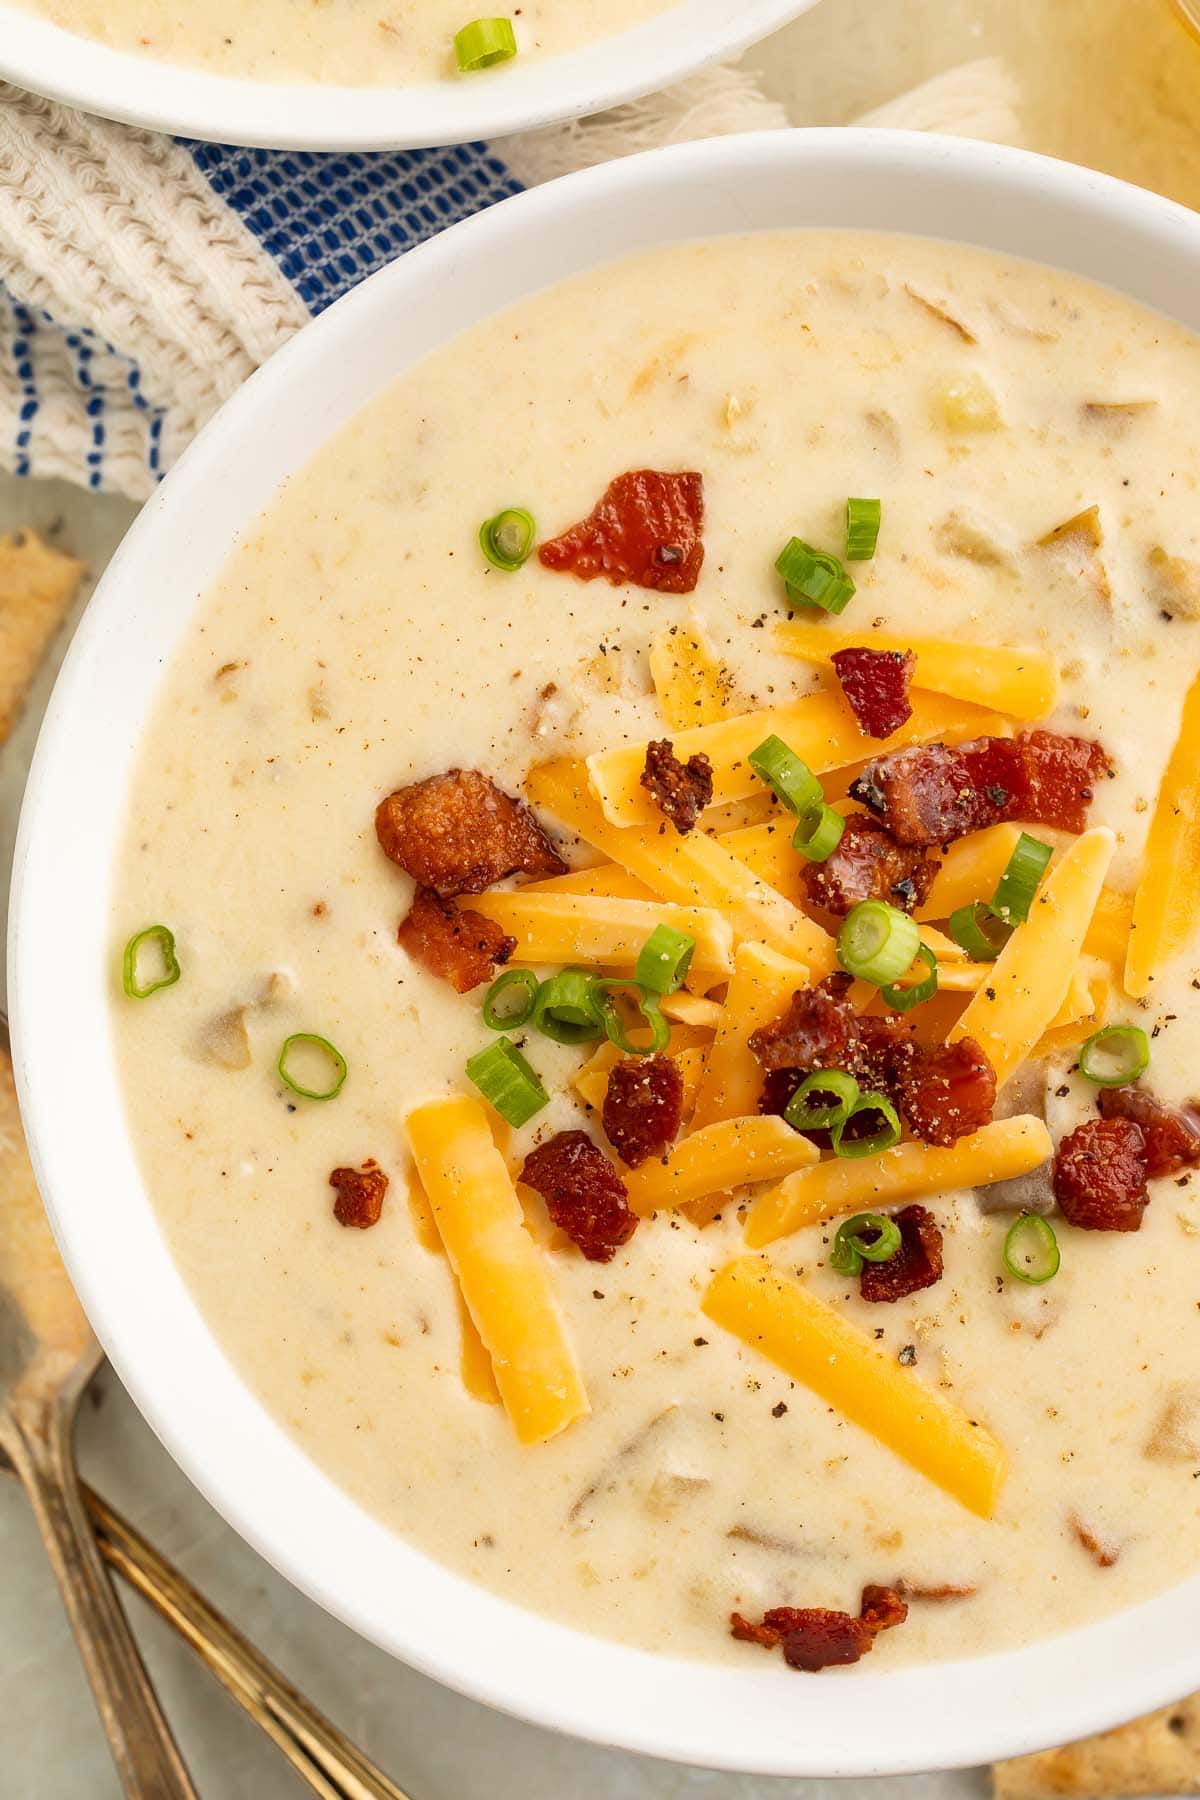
[
  {"xmin": 832, "ymin": 1091, "xmax": 903, "ymax": 1159},
  {"xmin": 837, "ymin": 899, "xmax": 921, "ymax": 986},
  {"xmin": 880, "ymin": 943, "xmax": 939, "ymax": 1014},
  {"xmin": 479, "ymin": 506, "xmax": 536, "ymax": 569},
  {"xmin": 121, "ymin": 924, "xmax": 180, "ymax": 999},
  {"xmin": 792, "ymin": 802, "xmax": 846, "ymax": 863},
  {"xmin": 592, "ymin": 980, "xmax": 670, "ymax": 1056},
  {"xmin": 1078, "ymin": 1023, "xmax": 1151, "ymax": 1087},
  {"xmin": 634, "ymin": 924, "xmax": 695, "ymax": 996},
  {"xmin": 774, "ymin": 537, "xmax": 857, "ymax": 615},
  {"xmin": 482, "ymin": 967, "xmax": 538, "ymax": 1031},
  {"xmin": 991, "ymin": 832, "xmax": 1053, "ymax": 925},
  {"xmin": 784, "ymin": 1068, "xmax": 859, "ymax": 1135},
  {"xmin": 1002, "ymin": 1212, "xmax": 1061, "ymax": 1285},
  {"xmin": 531, "ymin": 969, "xmax": 605, "ymax": 1045},
  {"xmin": 830, "ymin": 1210, "xmax": 903, "ymax": 1276},
  {"xmin": 465, "ymin": 1036, "xmax": 548, "ymax": 1127},
  {"xmin": 454, "ymin": 16, "xmax": 518, "ymax": 71},
  {"xmin": 845, "ymin": 497, "xmax": 882, "ymax": 562},
  {"xmin": 277, "ymin": 1033, "xmax": 348, "ymax": 1101},
  {"xmin": 948, "ymin": 900, "xmax": 1013, "ymax": 962},
  {"xmin": 748, "ymin": 734, "xmax": 823, "ymax": 815}
]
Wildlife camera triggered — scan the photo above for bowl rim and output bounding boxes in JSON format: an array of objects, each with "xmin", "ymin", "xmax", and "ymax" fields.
[
  {"xmin": 0, "ymin": 0, "xmax": 806, "ymax": 151},
  {"xmin": 12, "ymin": 128, "xmax": 1200, "ymax": 1777}
]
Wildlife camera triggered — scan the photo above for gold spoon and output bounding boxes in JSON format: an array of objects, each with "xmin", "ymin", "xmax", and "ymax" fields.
[{"xmin": 0, "ymin": 1042, "xmax": 412, "ymax": 1800}]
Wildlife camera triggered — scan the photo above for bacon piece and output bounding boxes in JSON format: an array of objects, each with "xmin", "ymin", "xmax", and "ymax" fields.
[
  {"xmin": 602, "ymin": 1054, "xmax": 684, "ymax": 1168},
  {"xmin": 749, "ymin": 984, "xmax": 856, "ymax": 1074},
  {"xmin": 329, "ymin": 1160, "xmax": 389, "ymax": 1230},
  {"xmin": 859, "ymin": 1204, "xmax": 944, "ymax": 1303},
  {"xmin": 893, "ymin": 1579, "xmax": 977, "ymax": 1603},
  {"xmin": 731, "ymin": 1585, "xmax": 907, "ymax": 1672},
  {"xmin": 538, "ymin": 470, "xmax": 705, "ymax": 594},
  {"xmin": 803, "ymin": 813, "xmax": 940, "ymax": 917},
  {"xmin": 1098, "ymin": 1084, "xmax": 1200, "ymax": 1179},
  {"xmin": 759, "ymin": 1067, "xmax": 807, "ymax": 1118},
  {"xmin": 831, "ymin": 647, "xmax": 916, "ymax": 739},
  {"xmin": 520, "ymin": 1130, "xmax": 637, "ymax": 1263},
  {"xmin": 1053, "ymin": 1116, "xmax": 1149, "ymax": 1231},
  {"xmin": 640, "ymin": 738, "xmax": 713, "ymax": 834},
  {"xmin": 850, "ymin": 731, "xmax": 1113, "ymax": 846},
  {"xmin": 845, "ymin": 1012, "xmax": 918, "ymax": 1093},
  {"xmin": 397, "ymin": 887, "xmax": 515, "ymax": 993},
  {"xmin": 895, "ymin": 1036, "xmax": 996, "ymax": 1147},
  {"xmin": 1070, "ymin": 1516, "xmax": 1120, "ymax": 1568},
  {"xmin": 376, "ymin": 768, "xmax": 565, "ymax": 897}
]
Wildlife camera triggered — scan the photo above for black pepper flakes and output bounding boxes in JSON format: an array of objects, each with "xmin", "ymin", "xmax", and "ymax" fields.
[
  {"xmin": 898, "ymin": 1344, "xmax": 917, "ymax": 1366},
  {"xmin": 771, "ymin": 1401, "xmax": 788, "ymax": 1418}
]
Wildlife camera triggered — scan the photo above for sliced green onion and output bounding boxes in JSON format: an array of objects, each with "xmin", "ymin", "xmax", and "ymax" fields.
[
  {"xmin": 748, "ymin": 734, "xmax": 823, "ymax": 815},
  {"xmin": 792, "ymin": 802, "xmax": 846, "ymax": 863},
  {"xmin": 454, "ymin": 16, "xmax": 517, "ymax": 70},
  {"xmin": 635, "ymin": 924, "xmax": 695, "ymax": 995},
  {"xmin": 1078, "ymin": 1023, "xmax": 1151, "ymax": 1087},
  {"xmin": 532, "ymin": 969, "xmax": 605, "ymax": 1045},
  {"xmin": 277, "ymin": 1033, "xmax": 347, "ymax": 1101},
  {"xmin": 121, "ymin": 924, "xmax": 180, "ymax": 999},
  {"xmin": 880, "ymin": 942, "xmax": 939, "ymax": 1014},
  {"xmin": 482, "ymin": 968, "xmax": 538, "ymax": 1031},
  {"xmin": 784, "ymin": 1068, "xmax": 859, "ymax": 1135},
  {"xmin": 837, "ymin": 900, "xmax": 921, "ymax": 986},
  {"xmin": 592, "ymin": 980, "xmax": 670, "ymax": 1056},
  {"xmin": 830, "ymin": 1210, "xmax": 903, "ymax": 1276},
  {"xmin": 991, "ymin": 832, "xmax": 1053, "ymax": 925},
  {"xmin": 845, "ymin": 497, "xmax": 882, "ymax": 562},
  {"xmin": 479, "ymin": 506, "xmax": 535, "ymax": 569},
  {"xmin": 775, "ymin": 537, "xmax": 856, "ymax": 615},
  {"xmin": 832, "ymin": 1091, "xmax": 903, "ymax": 1159},
  {"xmin": 466, "ymin": 1036, "xmax": 548, "ymax": 1126},
  {"xmin": 1003, "ymin": 1212, "xmax": 1060, "ymax": 1285},
  {"xmin": 948, "ymin": 900, "xmax": 1013, "ymax": 962}
]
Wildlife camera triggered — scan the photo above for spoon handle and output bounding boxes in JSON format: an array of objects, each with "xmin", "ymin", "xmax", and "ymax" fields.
[
  {"xmin": 84, "ymin": 1483, "xmax": 416, "ymax": 1800},
  {"xmin": 6, "ymin": 1396, "xmax": 199, "ymax": 1799}
]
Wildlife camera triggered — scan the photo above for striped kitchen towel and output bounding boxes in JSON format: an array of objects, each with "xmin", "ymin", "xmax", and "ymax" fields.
[{"xmin": 0, "ymin": 57, "xmax": 1017, "ymax": 501}]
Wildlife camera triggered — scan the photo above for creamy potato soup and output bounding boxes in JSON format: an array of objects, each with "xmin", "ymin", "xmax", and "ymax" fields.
[
  {"xmin": 113, "ymin": 233, "xmax": 1200, "ymax": 1672},
  {"xmin": 9, "ymin": 0, "xmax": 679, "ymax": 84}
]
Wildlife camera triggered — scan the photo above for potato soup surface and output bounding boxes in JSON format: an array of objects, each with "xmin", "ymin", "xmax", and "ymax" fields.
[
  {"xmin": 112, "ymin": 232, "xmax": 1200, "ymax": 1669},
  {"xmin": 9, "ymin": 0, "xmax": 679, "ymax": 84}
]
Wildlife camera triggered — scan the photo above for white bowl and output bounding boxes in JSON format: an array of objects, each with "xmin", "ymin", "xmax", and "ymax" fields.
[
  {"xmin": 12, "ymin": 131, "xmax": 1200, "ymax": 1777},
  {"xmin": 0, "ymin": 0, "xmax": 808, "ymax": 150}
]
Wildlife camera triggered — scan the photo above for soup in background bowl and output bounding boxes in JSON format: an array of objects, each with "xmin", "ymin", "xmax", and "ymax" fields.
[{"xmin": 12, "ymin": 131, "xmax": 1200, "ymax": 1777}]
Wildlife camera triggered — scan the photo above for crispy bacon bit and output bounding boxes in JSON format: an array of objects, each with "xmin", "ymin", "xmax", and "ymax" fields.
[
  {"xmin": 749, "ymin": 984, "xmax": 855, "ymax": 1074},
  {"xmin": 803, "ymin": 813, "xmax": 940, "ymax": 917},
  {"xmin": 895, "ymin": 1037, "xmax": 996, "ymax": 1147},
  {"xmin": 893, "ymin": 1579, "xmax": 977, "ymax": 1603},
  {"xmin": 1070, "ymin": 1516, "xmax": 1120, "ymax": 1568},
  {"xmin": 376, "ymin": 768, "xmax": 565, "ymax": 897},
  {"xmin": 520, "ymin": 1130, "xmax": 637, "ymax": 1263},
  {"xmin": 1098, "ymin": 1084, "xmax": 1200, "ymax": 1179},
  {"xmin": 1053, "ymin": 1117, "xmax": 1149, "ymax": 1232},
  {"xmin": 538, "ymin": 470, "xmax": 705, "ymax": 594},
  {"xmin": 849, "ymin": 731, "xmax": 1113, "ymax": 846},
  {"xmin": 731, "ymin": 1585, "xmax": 907, "ymax": 1672},
  {"xmin": 602, "ymin": 1054, "xmax": 684, "ymax": 1167},
  {"xmin": 845, "ymin": 1012, "xmax": 918, "ymax": 1092},
  {"xmin": 640, "ymin": 738, "xmax": 713, "ymax": 834},
  {"xmin": 759, "ymin": 1067, "xmax": 807, "ymax": 1118},
  {"xmin": 397, "ymin": 888, "xmax": 515, "ymax": 993},
  {"xmin": 859, "ymin": 1205, "xmax": 944, "ymax": 1303},
  {"xmin": 330, "ymin": 1160, "xmax": 389, "ymax": 1230},
  {"xmin": 831, "ymin": 647, "xmax": 916, "ymax": 740}
]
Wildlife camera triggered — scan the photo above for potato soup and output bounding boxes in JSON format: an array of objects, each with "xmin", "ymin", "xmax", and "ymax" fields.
[
  {"xmin": 112, "ymin": 232, "xmax": 1200, "ymax": 1673},
  {"xmin": 9, "ymin": 0, "xmax": 679, "ymax": 85}
]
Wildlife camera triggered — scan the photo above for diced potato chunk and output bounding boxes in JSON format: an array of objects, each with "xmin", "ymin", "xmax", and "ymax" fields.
[{"xmin": 933, "ymin": 372, "xmax": 1002, "ymax": 432}]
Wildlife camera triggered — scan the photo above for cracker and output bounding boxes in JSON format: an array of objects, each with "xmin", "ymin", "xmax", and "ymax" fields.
[
  {"xmin": 0, "ymin": 529, "xmax": 85, "ymax": 743},
  {"xmin": 994, "ymin": 1694, "xmax": 1200, "ymax": 1798}
]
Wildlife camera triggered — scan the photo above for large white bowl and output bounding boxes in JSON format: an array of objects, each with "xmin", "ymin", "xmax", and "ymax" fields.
[
  {"xmin": 0, "ymin": 0, "xmax": 809, "ymax": 150},
  {"xmin": 12, "ymin": 131, "xmax": 1200, "ymax": 1777}
]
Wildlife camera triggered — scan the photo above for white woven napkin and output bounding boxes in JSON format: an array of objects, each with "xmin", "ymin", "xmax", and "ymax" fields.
[{"xmin": 0, "ymin": 56, "xmax": 1019, "ymax": 500}]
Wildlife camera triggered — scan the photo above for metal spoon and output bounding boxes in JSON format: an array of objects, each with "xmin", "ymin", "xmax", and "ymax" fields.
[
  {"xmin": 0, "ymin": 1049, "xmax": 198, "ymax": 1798},
  {"xmin": 0, "ymin": 1041, "xmax": 412, "ymax": 1800}
]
